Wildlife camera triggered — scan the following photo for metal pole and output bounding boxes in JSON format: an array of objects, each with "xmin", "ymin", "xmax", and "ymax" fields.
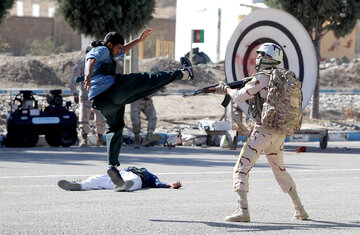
[
  {"xmin": 216, "ymin": 8, "xmax": 221, "ymax": 62},
  {"xmin": 189, "ymin": 30, "xmax": 193, "ymax": 64},
  {"xmin": 123, "ymin": 35, "xmax": 130, "ymax": 74},
  {"xmin": 131, "ymin": 38, "xmax": 139, "ymax": 73},
  {"xmin": 122, "ymin": 34, "xmax": 139, "ymax": 75},
  {"xmin": 81, "ymin": 34, "xmax": 93, "ymax": 51},
  {"xmin": 229, "ymin": 99, "xmax": 234, "ymax": 128}
]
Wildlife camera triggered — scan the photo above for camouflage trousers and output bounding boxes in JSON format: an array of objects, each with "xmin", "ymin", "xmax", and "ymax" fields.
[
  {"xmin": 79, "ymin": 98, "xmax": 106, "ymax": 135},
  {"xmin": 130, "ymin": 97, "xmax": 157, "ymax": 135},
  {"xmin": 233, "ymin": 124, "xmax": 296, "ymax": 193}
]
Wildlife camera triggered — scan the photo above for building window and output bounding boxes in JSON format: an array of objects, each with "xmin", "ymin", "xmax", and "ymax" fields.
[
  {"xmin": 32, "ymin": 4, "xmax": 40, "ymax": 17},
  {"xmin": 16, "ymin": 1, "xmax": 24, "ymax": 16},
  {"xmin": 48, "ymin": 7, "xmax": 55, "ymax": 17}
]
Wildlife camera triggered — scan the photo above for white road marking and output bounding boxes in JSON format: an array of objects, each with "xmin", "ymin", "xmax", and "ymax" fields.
[
  {"xmin": 0, "ymin": 168, "xmax": 359, "ymax": 179},
  {"xmin": 1, "ymin": 177, "xmax": 360, "ymax": 189}
]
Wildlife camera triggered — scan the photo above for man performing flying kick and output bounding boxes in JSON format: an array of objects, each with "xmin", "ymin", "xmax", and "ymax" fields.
[{"xmin": 79, "ymin": 28, "xmax": 194, "ymax": 192}]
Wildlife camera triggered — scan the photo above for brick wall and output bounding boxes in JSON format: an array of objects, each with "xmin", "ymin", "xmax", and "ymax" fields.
[
  {"xmin": 141, "ymin": 18, "xmax": 176, "ymax": 58},
  {"xmin": 148, "ymin": 18, "xmax": 176, "ymax": 41},
  {"xmin": 9, "ymin": 0, "xmax": 55, "ymax": 17},
  {"xmin": 0, "ymin": 15, "xmax": 174, "ymax": 57},
  {"xmin": 53, "ymin": 14, "xmax": 81, "ymax": 52},
  {"xmin": 0, "ymin": 16, "xmax": 54, "ymax": 55},
  {"xmin": 320, "ymin": 22, "xmax": 359, "ymax": 61},
  {"xmin": 0, "ymin": 15, "xmax": 81, "ymax": 56}
]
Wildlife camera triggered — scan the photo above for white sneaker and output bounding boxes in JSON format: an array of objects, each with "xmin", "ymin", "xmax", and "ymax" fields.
[
  {"xmin": 294, "ymin": 205, "xmax": 309, "ymax": 220},
  {"xmin": 225, "ymin": 208, "xmax": 250, "ymax": 222}
]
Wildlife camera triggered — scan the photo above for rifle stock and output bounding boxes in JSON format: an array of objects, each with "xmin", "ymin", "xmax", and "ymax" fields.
[{"xmin": 182, "ymin": 79, "xmax": 250, "ymax": 107}]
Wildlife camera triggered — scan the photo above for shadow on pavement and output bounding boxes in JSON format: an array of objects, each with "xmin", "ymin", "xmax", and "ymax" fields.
[
  {"xmin": 149, "ymin": 218, "xmax": 360, "ymax": 232},
  {"xmin": 0, "ymin": 145, "xmax": 317, "ymax": 170}
]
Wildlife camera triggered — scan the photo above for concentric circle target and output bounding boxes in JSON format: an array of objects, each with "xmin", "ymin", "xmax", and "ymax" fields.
[{"xmin": 225, "ymin": 8, "xmax": 317, "ymax": 112}]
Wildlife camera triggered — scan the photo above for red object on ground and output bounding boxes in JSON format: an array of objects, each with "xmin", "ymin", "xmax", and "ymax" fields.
[{"xmin": 296, "ymin": 146, "xmax": 307, "ymax": 153}]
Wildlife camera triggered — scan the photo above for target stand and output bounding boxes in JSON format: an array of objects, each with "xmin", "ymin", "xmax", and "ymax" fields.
[{"xmin": 224, "ymin": 8, "xmax": 328, "ymax": 149}]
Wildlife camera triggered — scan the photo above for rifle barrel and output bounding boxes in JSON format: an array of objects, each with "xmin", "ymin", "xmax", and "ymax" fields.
[{"xmin": 182, "ymin": 79, "xmax": 247, "ymax": 97}]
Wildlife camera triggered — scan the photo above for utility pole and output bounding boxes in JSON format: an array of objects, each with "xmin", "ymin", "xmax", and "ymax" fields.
[
  {"xmin": 81, "ymin": 35, "xmax": 93, "ymax": 51},
  {"xmin": 216, "ymin": 8, "xmax": 221, "ymax": 62},
  {"xmin": 189, "ymin": 31, "xmax": 193, "ymax": 64},
  {"xmin": 124, "ymin": 34, "xmax": 139, "ymax": 73}
]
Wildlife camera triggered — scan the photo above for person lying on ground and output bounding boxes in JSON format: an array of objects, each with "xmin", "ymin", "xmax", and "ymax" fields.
[{"xmin": 57, "ymin": 166, "xmax": 182, "ymax": 192}]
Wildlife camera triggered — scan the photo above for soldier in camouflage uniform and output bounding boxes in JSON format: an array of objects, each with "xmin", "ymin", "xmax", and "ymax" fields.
[
  {"xmin": 130, "ymin": 66, "xmax": 164, "ymax": 149},
  {"xmin": 130, "ymin": 94, "xmax": 157, "ymax": 148},
  {"xmin": 215, "ymin": 43, "xmax": 308, "ymax": 222},
  {"xmin": 69, "ymin": 48, "xmax": 106, "ymax": 147}
]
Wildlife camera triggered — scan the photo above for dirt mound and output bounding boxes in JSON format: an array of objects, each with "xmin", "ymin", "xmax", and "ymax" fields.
[
  {"xmin": 0, "ymin": 59, "xmax": 61, "ymax": 86},
  {"xmin": 0, "ymin": 51, "xmax": 359, "ymax": 91},
  {"xmin": 0, "ymin": 51, "xmax": 82, "ymax": 89},
  {"xmin": 0, "ymin": 52, "xmax": 359, "ymax": 135},
  {"xmin": 139, "ymin": 56, "xmax": 225, "ymax": 90},
  {"xmin": 320, "ymin": 63, "xmax": 360, "ymax": 90}
]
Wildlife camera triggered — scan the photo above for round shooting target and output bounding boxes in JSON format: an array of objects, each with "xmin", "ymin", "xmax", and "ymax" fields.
[{"xmin": 225, "ymin": 8, "xmax": 317, "ymax": 112}]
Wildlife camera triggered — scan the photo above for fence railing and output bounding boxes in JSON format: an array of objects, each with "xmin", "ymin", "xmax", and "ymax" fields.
[{"xmin": 156, "ymin": 39, "xmax": 174, "ymax": 59}]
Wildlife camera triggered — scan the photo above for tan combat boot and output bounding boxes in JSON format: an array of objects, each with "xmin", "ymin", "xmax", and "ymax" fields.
[
  {"xmin": 225, "ymin": 191, "xmax": 250, "ymax": 222},
  {"xmin": 134, "ymin": 134, "xmax": 141, "ymax": 149},
  {"xmin": 225, "ymin": 208, "xmax": 250, "ymax": 222},
  {"xmin": 288, "ymin": 188, "xmax": 309, "ymax": 220},
  {"xmin": 144, "ymin": 133, "xmax": 158, "ymax": 147},
  {"xmin": 294, "ymin": 204, "xmax": 309, "ymax": 220},
  {"xmin": 79, "ymin": 134, "xmax": 87, "ymax": 147},
  {"xmin": 96, "ymin": 134, "xmax": 106, "ymax": 146}
]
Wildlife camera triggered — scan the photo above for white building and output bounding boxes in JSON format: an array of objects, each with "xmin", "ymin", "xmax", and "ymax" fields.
[{"xmin": 175, "ymin": 0, "xmax": 266, "ymax": 62}]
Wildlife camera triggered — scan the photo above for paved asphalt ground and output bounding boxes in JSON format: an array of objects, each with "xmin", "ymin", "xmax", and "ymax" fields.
[{"xmin": 1, "ymin": 141, "xmax": 360, "ymax": 234}]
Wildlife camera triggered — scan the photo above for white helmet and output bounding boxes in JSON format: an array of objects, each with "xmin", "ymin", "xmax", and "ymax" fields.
[{"xmin": 256, "ymin": 43, "xmax": 283, "ymax": 64}]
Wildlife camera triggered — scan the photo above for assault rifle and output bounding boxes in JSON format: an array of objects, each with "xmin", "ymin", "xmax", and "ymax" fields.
[{"xmin": 182, "ymin": 78, "xmax": 250, "ymax": 107}]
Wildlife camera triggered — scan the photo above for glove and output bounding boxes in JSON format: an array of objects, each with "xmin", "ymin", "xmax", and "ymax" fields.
[{"xmin": 215, "ymin": 81, "xmax": 230, "ymax": 95}]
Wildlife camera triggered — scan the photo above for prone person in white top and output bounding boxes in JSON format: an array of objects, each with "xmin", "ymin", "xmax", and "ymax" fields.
[{"xmin": 57, "ymin": 166, "xmax": 182, "ymax": 192}]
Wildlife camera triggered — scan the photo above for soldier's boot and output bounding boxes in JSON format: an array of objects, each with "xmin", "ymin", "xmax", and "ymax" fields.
[
  {"xmin": 288, "ymin": 188, "xmax": 309, "ymax": 220},
  {"xmin": 294, "ymin": 204, "xmax": 309, "ymax": 220},
  {"xmin": 134, "ymin": 134, "xmax": 141, "ymax": 149},
  {"xmin": 79, "ymin": 134, "xmax": 87, "ymax": 147},
  {"xmin": 144, "ymin": 133, "xmax": 158, "ymax": 147},
  {"xmin": 225, "ymin": 191, "xmax": 250, "ymax": 222},
  {"xmin": 96, "ymin": 134, "xmax": 106, "ymax": 146}
]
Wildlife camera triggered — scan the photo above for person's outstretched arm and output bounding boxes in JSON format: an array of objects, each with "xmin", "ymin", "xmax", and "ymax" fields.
[
  {"xmin": 154, "ymin": 177, "xmax": 182, "ymax": 189},
  {"xmin": 123, "ymin": 28, "xmax": 153, "ymax": 54}
]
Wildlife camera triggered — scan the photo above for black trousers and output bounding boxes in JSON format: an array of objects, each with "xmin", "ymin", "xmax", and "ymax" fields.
[{"xmin": 92, "ymin": 70, "xmax": 183, "ymax": 166}]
